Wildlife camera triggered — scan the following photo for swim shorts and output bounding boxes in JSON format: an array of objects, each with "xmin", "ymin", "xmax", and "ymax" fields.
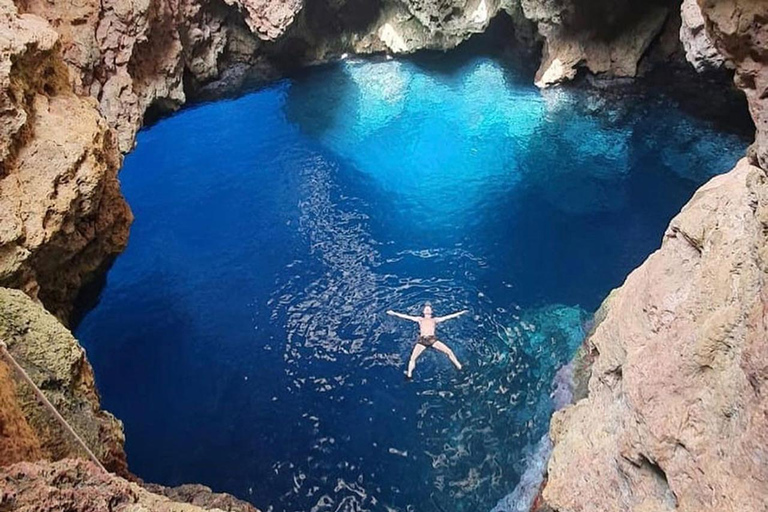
[{"xmin": 417, "ymin": 335, "xmax": 438, "ymax": 347}]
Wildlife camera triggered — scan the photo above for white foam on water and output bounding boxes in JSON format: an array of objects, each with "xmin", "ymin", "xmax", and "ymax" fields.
[{"xmin": 490, "ymin": 361, "xmax": 575, "ymax": 512}]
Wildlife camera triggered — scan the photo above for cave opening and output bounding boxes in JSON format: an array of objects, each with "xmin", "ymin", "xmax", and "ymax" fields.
[{"xmin": 72, "ymin": 43, "xmax": 751, "ymax": 511}]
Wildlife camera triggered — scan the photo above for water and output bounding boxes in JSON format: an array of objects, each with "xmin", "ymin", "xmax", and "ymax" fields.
[{"xmin": 76, "ymin": 54, "xmax": 746, "ymax": 512}]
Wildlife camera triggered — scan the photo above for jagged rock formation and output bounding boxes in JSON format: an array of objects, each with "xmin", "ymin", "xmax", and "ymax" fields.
[
  {"xmin": 17, "ymin": 0, "xmax": 273, "ymax": 152},
  {"xmin": 544, "ymin": 159, "xmax": 768, "ymax": 511},
  {"xmin": 0, "ymin": 459, "xmax": 260, "ymax": 512},
  {"xmin": 679, "ymin": 0, "xmax": 726, "ymax": 72},
  {"xmin": 0, "ymin": 0, "xmax": 132, "ymax": 322},
  {"xmin": 517, "ymin": 0, "xmax": 677, "ymax": 87},
  {"xmin": 143, "ymin": 481, "xmax": 261, "ymax": 511},
  {"xmin": 700, "ymin": 0, "xmax": 768, "ymax": 170},
  {"xmin": 0, "ymin": 287, "xmax": 128, "ymax": 475}
]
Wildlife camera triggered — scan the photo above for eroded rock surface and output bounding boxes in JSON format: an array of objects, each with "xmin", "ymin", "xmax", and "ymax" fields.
[
  {"xmin": 0, "ymin": 459, "xmax": 260, "ymax": 512},
  {"xmin": 18, "ymin": 0, "xmax": 267, "ymax": 152},
  {"xmin": 518, "ymin": 0, "xmax": 676, "ymax": 87},
  {"xmin": 544, "ymin": 158, "xmax": 768, "ymax": 511},
  {"xmin": 699, "ymin": 0, "xmax": 768, "ymax": 169},
  {"xmin": 0, "ymin": 287, "xmax": 128, "ymax": 476},
  {"xmin": 0, "ymin": 0, "xmax": 132, "ymax": 321},
  {"xmin": 679, "ymin": 0, "xmax": 726, "ymax": 72},
  {"xmin": 0, "ymin": 360, "xmax": 44, "ymax": 467}
]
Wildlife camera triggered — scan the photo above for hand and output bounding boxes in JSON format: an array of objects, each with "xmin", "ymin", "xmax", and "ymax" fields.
[{"xmin": 386, "ymin": 310, "xmax": 395, "ymax": 315}]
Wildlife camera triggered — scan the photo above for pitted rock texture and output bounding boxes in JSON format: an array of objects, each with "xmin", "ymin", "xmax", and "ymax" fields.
[
  {"xmin": 0, "ymin": 0, "xmax": 132, "ymax": 322},
  {"xmin": 0, "ymin": 287, "xmax": 128, "ymax": 476},
  {"xmin": 0, "ymin": 360, "xmax": 44, "ymax": 467},
  {"xmin": 18, "ymin": 0, "xmax": 266, "ymax": 152},
  {"xmin": 0, "ymin": 459, "xmax": 260, "ymax": 512},
  {"xmin": 544, "ymin": 158, "xmax": 768, "ymax": 512},
  {"xmin": 519, "ymin": 0, "xmax": 676, "ymax": 87},
  {"xmin": 679, "ymin": 0, "xmax": 726, "ymax": 72},
  {"xmin": 698, "ymin": 1, "xmax": 768, "ymax": 170},
  {"xmin": 143, "ymin": 482, "xmax": 261, "ymax": 511},
  {"xmin": 224, "ymin": 0, "xmax": 303, "ymax": 39}
]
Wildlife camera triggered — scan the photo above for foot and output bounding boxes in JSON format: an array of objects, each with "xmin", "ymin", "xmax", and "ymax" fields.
[
  {"xmin": 405, "ymin": 370, "xmax": 413, "ymax": 380},
  {"xmin": 455, "ymin": 362, "xmax": 463, "ymax": 371}
]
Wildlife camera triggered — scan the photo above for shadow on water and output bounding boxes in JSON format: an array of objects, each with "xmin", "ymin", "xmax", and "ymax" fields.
[
  {"xmin": 283, "ymin": 62, "xmax": 361, "ymax": 138},
  {"xmin": 406, "ymin": 12, "xmax": 541, "ymax": 85}
]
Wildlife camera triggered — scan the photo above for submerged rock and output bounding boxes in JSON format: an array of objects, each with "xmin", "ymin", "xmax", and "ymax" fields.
[{"xmin": 544, "ymin": 158, "xmax": 768, "ymax": 511}]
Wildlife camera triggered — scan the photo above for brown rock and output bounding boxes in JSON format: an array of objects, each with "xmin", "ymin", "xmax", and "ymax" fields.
[
  {"xmin": 0, "ymin": 459, "xmax": 261, "ymax": 512},
  {"xmin": 223, "ymin": 0, "xmax": 303, "ymax": 40},
  {"xmin": 0, "ymin": 287, "xmax": 128, "ymax": 476},
  {"xmin": 0, "ymin": 360, "xmax": 44, "ymax": 466},
  {"xmin": 679, "ymin": 0, "xmax": 727, "ymax": 72},
  {"xmin": 544, "ymin": 158, "xmax": 768, "ymax": 512},
  {"xmin": 143, "ymin": 482, "xmax": 260, "ymax": 512},
  {"xmin": 19, "ymin": 0, "xmax": 265, "ymax": 152},
  {"xmin": 698, "ymin": 0, "xmax": 768, "ymax": 169},
  {"xmin": 523, "ymin": 0, "xmax": 673, "ymax": 87},
  {"xmin": 0, "ymin": 0, "xmax": 132, "ymax": 321}
]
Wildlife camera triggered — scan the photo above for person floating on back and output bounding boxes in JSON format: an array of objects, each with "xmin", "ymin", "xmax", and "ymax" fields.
[{"xmin": 386, "ymin": 303, "xmax": 468, "ymax": 379}]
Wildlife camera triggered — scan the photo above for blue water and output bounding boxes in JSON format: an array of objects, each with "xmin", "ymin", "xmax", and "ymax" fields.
[{"xmin": 76, "ymin": 55, "xmax": 746, "ymax": 512}]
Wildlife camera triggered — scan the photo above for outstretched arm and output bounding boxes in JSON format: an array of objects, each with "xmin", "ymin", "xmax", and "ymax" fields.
[
  {"xmin": 435, "ymin": 310, "xmax": 468, "ymax": 323},
  {"xmin": 387, "ymin": 310, "xmax": 421, "ymax": 322}
]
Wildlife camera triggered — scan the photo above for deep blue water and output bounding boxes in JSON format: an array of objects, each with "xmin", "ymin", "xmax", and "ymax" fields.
[{"xmin": 76, "ymin": 55, "xmax": 746, "ymax": 512}]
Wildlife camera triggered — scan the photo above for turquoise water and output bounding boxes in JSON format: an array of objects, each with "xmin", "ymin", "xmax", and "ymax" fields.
[{"xmin": 76, "ymin": 54, "xmax": 746, "ymax": 512}]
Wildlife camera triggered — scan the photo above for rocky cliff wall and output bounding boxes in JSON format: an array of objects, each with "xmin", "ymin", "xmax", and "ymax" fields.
[
  {"xmin": 0, "ymin": 0, "xmax": 132, "ymax": 321},
  {"xmin": 543, "ymin": 159, "xmax": 768, "ymax": 512},
  {"xmin": 699, "ymin": 0, "xmax": 768, "ymax": 169},
  {"xmin": 542, "ymin": 2, "xmax": 768, "ymax": 511},
  {"xmin": 0, "ymin": 459, "xmax": 260, "ymax": 512},
  {"xmin": 0, "ymin": 287, "xmax": 128, "ymax": 475},
  {"xmin": 0, "ymin": 286, "xmax": 259, "ymax": 511}
]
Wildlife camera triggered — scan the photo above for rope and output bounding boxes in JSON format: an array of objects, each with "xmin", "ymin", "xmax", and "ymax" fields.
[{"xmin": 0, "ymin": 339, "xmax": 108, "ymax": 474}]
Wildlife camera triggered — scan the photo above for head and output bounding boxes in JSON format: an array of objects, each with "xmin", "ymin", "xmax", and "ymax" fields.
[{"xmin": 423, "ymin": 303, "xmax": 433, "ymax": 317}]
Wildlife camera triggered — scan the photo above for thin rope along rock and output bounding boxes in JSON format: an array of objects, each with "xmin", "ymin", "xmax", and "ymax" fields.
[{"xmin": 0, "ymin": 340, "xmax": 108, "ymax": 473}]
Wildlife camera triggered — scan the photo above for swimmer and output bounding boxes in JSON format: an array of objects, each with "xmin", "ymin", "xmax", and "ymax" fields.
[{"xmin": 386, "ymin": 303, "xmax": 468, "ymax": 379}]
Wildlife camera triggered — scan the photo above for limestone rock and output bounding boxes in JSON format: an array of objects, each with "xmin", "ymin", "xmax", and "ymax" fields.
[
  {"xmin": 679, "ymin": 0, "xmax": 726, "ymax": 72},
  {"xmin": 143, "ymin": 482, "xmax": 261, "ymax": 511},
  {"xmin": 18, "ymin": 0, "xmax": 243, "ymax": 152},
  {"xmin": 223, "ymin": 0, "xmax": 304, "ymax": 40},
  {"xmin": 520, "ymin": 0, "xmax": 673, "ymax": 87},
  {"xmin": 0, "ymin": 0, "xmax": 132, "ymax": 321},
  {"xmin": 0, "ymin": 459, "xmax": 261, "ymax": 512},
  {"xmin": 0, "ymin": 360, "xmax": 44, "ymax": 467},
  {"xmin": 344, "ymin": 0, "xmax": 510, "ymax": 56},
  {"xmin": 544, "ymin": 158, "xmax": 768, "ymax": 512},
  {"xmin": 698, "ymin": 1, "xmax": 768, "ymax": 169},
  {"xmin": 0, "ymin": 287, "xmax": 128, "ymax": 476}
]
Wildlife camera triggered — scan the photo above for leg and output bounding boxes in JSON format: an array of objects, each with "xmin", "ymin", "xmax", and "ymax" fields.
[
  {"xmin": 432, "ymin": 341, "xmax": 462, "ymax": 370},
  {"xmin": 406, "ymin": 343, "xmax": 427, "ymax": 378}
]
